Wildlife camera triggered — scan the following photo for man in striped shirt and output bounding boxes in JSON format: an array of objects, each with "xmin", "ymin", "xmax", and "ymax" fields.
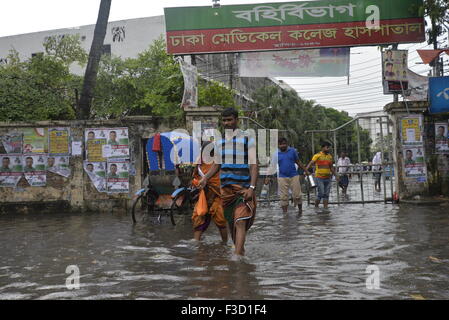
[{"xmin": 199, "ymin": 108, "xmax": 258, "ymax": 256}]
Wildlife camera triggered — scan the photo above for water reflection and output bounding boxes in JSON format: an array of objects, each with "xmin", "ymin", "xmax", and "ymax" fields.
[{"xmin": 0, "ymin": 203, "xmax": 448, "ymax": 299}]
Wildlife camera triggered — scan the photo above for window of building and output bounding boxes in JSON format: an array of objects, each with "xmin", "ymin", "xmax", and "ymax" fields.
[
  {"xmin": 31, "ymin": 52, "xmax": 44, "ymax": 58},
  {"xmin": 102, "ymin": 44, "xmax": 111, "ymax": 56}
]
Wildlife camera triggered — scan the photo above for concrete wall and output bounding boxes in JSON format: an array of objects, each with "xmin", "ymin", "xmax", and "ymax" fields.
[
  {"xmin": 0, "ymin": 16, "xmax": 166, "ymax": 74},
  {"xmin": 0, "ymin": 116, "xmax": 175, "ymax": 213},
  {"xmin": 385, "ymin": 101, "xmax": 449, "ymax": 199}
]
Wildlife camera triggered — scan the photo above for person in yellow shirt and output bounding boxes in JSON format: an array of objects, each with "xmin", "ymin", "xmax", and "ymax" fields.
[{"xmin": 306, "ymin": 141, "xmax": 338, "ymax": 209}]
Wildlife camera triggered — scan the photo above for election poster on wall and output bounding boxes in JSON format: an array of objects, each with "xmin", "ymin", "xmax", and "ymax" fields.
[
  {"xmin": 85, "ymin": 129, "xmax": 107, "ymax": 162},
  {"xmin": 106, "ymin": 160, "xmax": 129, "ymax": 193},
  {"xmin": 403, "ymin": 147, "xmax": 427, "ymax": 181},
  {"xmin": 0, "ymin": 154, "xmax": 23, "ymax": 187},
  {"xmin": 104, "ymin": 128, "xmax": 130, "ymax": 159},
  {"xmin": 84, "ymin": 161, "xmax": 107, "ymax": 193},
  {"xmin": 85, "ymin": 128, "xmax": 129, "ymax": 161},
  {"xmin": 23, "ymin": 154, "xmax": 47, "ymax": 187},
  {"xmin": 47, "ymin": 155, "xmax": 71, "ymax": 178},
  {"xmin": 48, "ymin": 128, "xmax": 70, "ymax": 155},
  {"xmin": 1, "ymin": 133, "xmax": 23, "ymax": 154},
  {"xmin": 22, "ymin": 128, "xmax": 48, "ymax": 154},
  {"xmin": 238, "ymin": 47, "xmax": 350, "ymax": 77},
  {"xmin": 435, "ymin": 122, "xmax": 449, "ymax": 154},
  {"xmin": 401, "ymin": 115, "xmax": 423, "ymax": 146}
]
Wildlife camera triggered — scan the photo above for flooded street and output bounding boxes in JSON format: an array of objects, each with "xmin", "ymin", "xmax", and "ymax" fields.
[{"xmin": 1, "ymin": 203, "xmax": 448, "ymax": 300}]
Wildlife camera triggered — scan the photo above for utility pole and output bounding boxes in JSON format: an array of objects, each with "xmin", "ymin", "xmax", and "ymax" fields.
[{"xmin": 392, "ymin": 43, "xmax": 399, "ymax": 103}]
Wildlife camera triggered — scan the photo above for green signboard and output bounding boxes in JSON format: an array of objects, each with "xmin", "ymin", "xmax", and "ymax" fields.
[{"xmin": 164, "ymin": 0, "xmax": 424, "ymax": 54}]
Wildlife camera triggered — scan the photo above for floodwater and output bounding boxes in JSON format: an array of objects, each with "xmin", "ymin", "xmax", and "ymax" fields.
[{"xmin": 0, "ymin": 202, "xmax": 448, "ymax": 300}]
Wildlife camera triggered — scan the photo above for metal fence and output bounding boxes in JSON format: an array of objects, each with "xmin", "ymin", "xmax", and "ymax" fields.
[
  {"xmin": 241, "ymin": 115, "xmax": 396, "ymax": 206},
  {"xmin": 304, "ymin": 116, "xmax": 395, "ymax": 205}
]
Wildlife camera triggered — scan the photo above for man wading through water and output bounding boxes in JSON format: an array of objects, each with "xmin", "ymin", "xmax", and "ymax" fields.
[
  {"xmin": 199, "ymin": 108, "xmax": 258, "ymax": 256},
  {"xmin": 306, "ymin": 141, "xmax": 338, "ymax": 209},
  {"xmin": 267, "ymin": 137, "xmax": 309, "ymax": 214}
]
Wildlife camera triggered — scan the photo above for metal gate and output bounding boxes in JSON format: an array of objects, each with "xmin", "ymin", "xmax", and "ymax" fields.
[{"xmin": 305, "ymin": 116, "xmax": 396, "ymax": 205}]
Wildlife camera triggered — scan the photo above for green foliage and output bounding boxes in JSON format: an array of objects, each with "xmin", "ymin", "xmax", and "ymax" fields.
[
  {"xmin": 91, "ymin": 37, "xmax": 184, "ymax": 120},
  {"xmin": 0, "ymin": 34, "xmax": 240, "ymax": 123},
  {"xmin": 418, "ymin": 0, "xmax": 449, "ymax": 47},
  {"xmin": 198, "ymin": 80, "xmax": 237, "ymax": 108},
  {"xmin": 0, "ymin": 48, "xmax": 80, "ymax": 122},
  {"xmin": 43, "ymin": 34, "xmax": 88, "ymax": 67},
  {"xmin": 92, "ymin": 37, "xmax": 239, "ymax": 121},
  {"xmin": 250, "ymin": 85, "xmax": 373, "ymax": 162}
]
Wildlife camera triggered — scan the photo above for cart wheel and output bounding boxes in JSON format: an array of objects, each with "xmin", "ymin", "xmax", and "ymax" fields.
[
  {"xmin": 169, "ymin": 191, "xmax": 190, "ymax": 225},
  {"xmin": 169, "ymin": 200, "xmax": 178, "ymax": 226},
  {"xmin": 131, "ymin": 194, "xmax": 144, "ymax": 224},
  {"xmin": 132, "ymin": 193, "xmax": 156, "ymax": 224}
]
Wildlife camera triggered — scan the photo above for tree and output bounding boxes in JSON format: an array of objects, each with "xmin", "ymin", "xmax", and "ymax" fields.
[
  {"xmin": 92, "ymin": 37, "xmax": 239, "ymax": 122},
  {"xmin": 0, "ymin": 35, "xmax": 87, "ymax": 122},
  {"xmin": 421, "ymin": 0, "xmax": 449, "ymax": 49},
  {"xmin": 198, "ymin": 80, "xmax": 237, "ymax": 109},
  {"xmin": 77, "ymin": 0, "xmax": 112, "ymax": 120},
  {"xmin": 250, "ymin": 85, "xmax": 373, "ymax": 162}
]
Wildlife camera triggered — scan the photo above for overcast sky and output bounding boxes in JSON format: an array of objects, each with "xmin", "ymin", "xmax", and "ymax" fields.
[{"xmin": 0, "ymin": 0, "xmax": 438, "ymax": 115}]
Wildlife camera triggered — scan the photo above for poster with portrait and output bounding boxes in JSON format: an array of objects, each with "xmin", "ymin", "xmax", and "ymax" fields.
[
  {"xmin": 85, "ymin": 129, "xmax": 107, "ymax": 162},
  {"xmin": 0, "ymin": 154, "xmax": 23, "ymax": 187},
  {"xmin": 48, "ymin": 128, "xmax": 70, "ymax": 155},
  {"xmin": 47, "ymin": 156, "xmax": 71, "ymax": 178},
  {"xmin": 1, "ymin": 133, "xmax": 23, "ymax": 154},
  {"xmin": 435, "ymin": 122, "xmax": 449, "ymax": 153},
  {"xmin": 22, "ymin": 128, "xmax": 48, "ymax": 154},
  {"xmin": 104, "ymin": 128, "xmax": 129, "ymax": 159},
  {"xmin": 106, "ymin": 160, "xmax": 129, "ymax": 193},
  {"xmin": 85, "ymin": 128, "xmax": 129, "ymax": 161},
  {"xmin": 401, "ymin": 115, "xmax": 423, "ymax": 146},
  {"xmin": 382, "ymin": 49, "xmax": 408, "ymax": 82},
  {"xmin": 84, "ymin": 161, "xmax": 107, "ymax": 192},
  {"xmin": 403, "ymin": 147, "xmax": 427, "ymax": 181},
  {"xmin": 23, "ymin": 154, "xmax": 47, "ymax": 186}
]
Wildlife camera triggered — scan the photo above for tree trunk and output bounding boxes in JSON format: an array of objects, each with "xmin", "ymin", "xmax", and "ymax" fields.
[{"xmin": 77, "ymin": 0, "xmax": 112, "ymax": 120}]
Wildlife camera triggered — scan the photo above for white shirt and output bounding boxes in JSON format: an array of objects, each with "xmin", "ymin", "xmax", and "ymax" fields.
[{"xmin": 337, "ymin": 157, "xmax": 351, "ymax": 174}]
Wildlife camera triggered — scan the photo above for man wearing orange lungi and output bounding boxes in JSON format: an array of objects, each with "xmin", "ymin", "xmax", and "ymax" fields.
[
  {"xmin": 192, "ymin": 144, "xmax": 228, "ymax": 243},
  {"xmin": 199, "ymin": 108, "xmax": 258, "ymax": 256}
]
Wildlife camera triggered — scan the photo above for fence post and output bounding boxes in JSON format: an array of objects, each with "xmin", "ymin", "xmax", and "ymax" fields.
[
  {"xmin": 311, "ymin": 132, "xmax": 315, "ymax": 156},
  {"xmin": 333, "ymin": 130, "xmax": 340, "ymax": 204},
  {"xmin": 356, "ymin": 119, "xmax": 365, "ymax": 204},
  {"xmin": 379, "ymin": 116, "xmax": 387, "ymax": 203},
  {"xmin": 386, "ymin": 116, "xmax": 394, "ymax": 202}
]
